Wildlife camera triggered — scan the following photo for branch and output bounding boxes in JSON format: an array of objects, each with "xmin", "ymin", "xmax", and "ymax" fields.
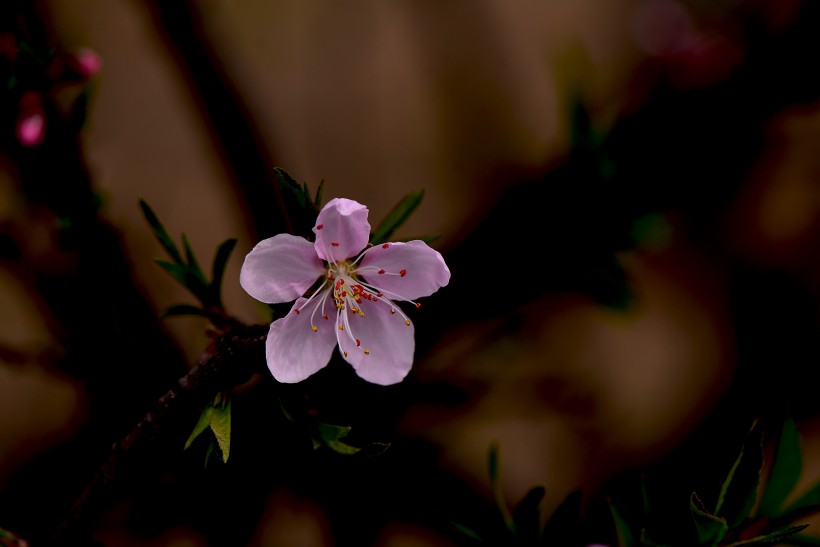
[{"xmin": 49, "ymin": 323, "xmax": 268, "ymax": 546}]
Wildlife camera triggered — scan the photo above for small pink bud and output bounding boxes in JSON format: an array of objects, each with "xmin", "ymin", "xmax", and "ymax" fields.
[
  {"xmin": 16, "ymin": 111, "xmax": 46, "ymax": 146},
  {"xmin": 74, "ymin": 47, "xmax": 102, "ymax": 76}
]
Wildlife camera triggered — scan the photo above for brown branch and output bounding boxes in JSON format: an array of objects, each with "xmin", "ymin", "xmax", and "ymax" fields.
[{"xmin": 49, "ymin": 323, "xmax": 268, "ymax": 546}]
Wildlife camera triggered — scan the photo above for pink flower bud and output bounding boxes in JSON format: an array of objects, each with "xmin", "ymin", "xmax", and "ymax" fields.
[
  {"xmin": 16, "ymin": 92, "xmax": 46, "ymax": 147},
  {"xmin": 73, "ymin": 47, "xmax": 102, "ymax": 76},
  {"xmin": 16, "ymin": 111, "xmax": 45, "ymax": 146}
]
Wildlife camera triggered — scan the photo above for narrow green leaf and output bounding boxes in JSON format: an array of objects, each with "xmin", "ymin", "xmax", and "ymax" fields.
[
  {"xmin": 716, "ymin": 420, "xmax": 764, "ymax": 528},
  {"xmin": 184, "ymin": 406, "xmax": 213, "ymax": 450},
  {"xmin": 608, "ymin": 501, "xmax": 636, "ymax": 547},
  {"xmin": 181, "ymin": 233, "xmax": 207, "ymax": 286},
  {"xmin": 324, "ymin": 439, "xmax": 361, "ymax": 455},
  {"xmin": 691, "ymin": 492, "xmax": 729, "ymax": 546},
  {"xmin": 160, "ymin": 304, "xmax": 209, "ymax": 319},
  {"xmin": 209, "ymin": 396, "xmax": 231, "ymax": 463},
  {"xmin": 725, "ymin": 523, "xmax": 810, "ymax": 545},
  {"xmin": 155, "ymin": 259, "xmax": 190, "ymax": 287},
  {"xmin": 512, "ymin": 485, "xmax": 545, "ymax": 543},
  {"xmin": 370, "ymin": 190, "xmax": 424, "ymax": 245},
  {"xmin": 759, "ymin": 417, "xmax": 803, "ymax": 518},
  {"xmin": 781, "ymin": 481, "xmax": 820, "ymax": 520},
  {"xmin": 314, "ymin": 422, "xmax": 361, "ymax": 455},
  {"xmin": 314, "ymin": 179, "xmax": 325, "ymax": 208},
  {"xmin": 274, "ymin": 167, "xmax": 318, "ymax": 237},
  {"xmin": 450, "ymin": 521, "xmax": 485, "ymax": 542},
  {"xmin": 210, "ymin": 238, "xmax": 237, "ymax": 307},
  {"xmin": 139, "ymin": 199, "xmax": 183, "ymax": 263},
  {"xmin": 488, "ymin": 441, "xmax": 516, "ymax": 534}
]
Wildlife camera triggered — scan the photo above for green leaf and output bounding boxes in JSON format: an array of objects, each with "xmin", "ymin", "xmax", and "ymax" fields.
[
  {"xmin": 512, "ymin": 485, "xmax": 544, "ymax": 543},
  {"xmin": 314, "ymin": 179, "xmax": 325, "ymax": 208},
  {"xmin": 155, "ymin": 259, "xmax": 189, "ymax": 286},
  {"xmin": 184, "ymin": 405, "xmax": 213, "ymax": 451},
  {"xmin": 488, "ymin": 441, "xmax": 516, "ymax": 534},
  {"xmin": 608, "ymin": 501, "xmax": 636, "ymax": 547},
  {"xmin": 181, "ymin": 233, "xmax": 207, "ymax": 285},
  {"xmin": 274, "ymin": 167, "xmax": 319, "ymax": 238},
  {"xmin": 139, "ymin": 199, "xmax": 183, "ymax": 264},
  {"xmin": 370, "ymin": 190, "xmax": 425, "ymax": 245},
  {"xmin": 716, "ymin": 420, "xmax": 764, "ymax": 529},
  {"xmin": 209, "ymin": 395, "xmax": 231, "ymax": 463},
  {"xmin": 210, "ymin": 238, "xmax": 237, "ymax": 307},
  {"xmin": 781, "ymin": 481, "xmax": 820, "ymax": 521},
  {"xmin": 725, "ymin": 524, "xmax": 810, "ymax": 546},
  {"xmin": 314, "ymin": 422, "xmax": 361, "ymax": 455},
  {"xmin": 450, "ymin": 521, "xmax": 485, "ymax": 543},
  {"xmin": 691, "ymin": 492, "xmax": 729, "ymax": 546},
  {"xmin": 758, "ymin": 417, "xmax": 803, "ymax": 518}
]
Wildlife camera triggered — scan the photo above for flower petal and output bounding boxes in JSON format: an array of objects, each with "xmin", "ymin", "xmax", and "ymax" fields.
[
  {"xmin": 266, "ymin": 293, "xmax": 337, "ymax": 383},
  {"xmin": 240, "ymin": 234, "xmax": 325, "ymax": 303},
  {"xmin": 359, "ymin": 240, "xmax": 450, "ymax": 300},
  {"xmin": 313, "ymin": 198, "xmax": 370, "ymax": 262},
  {"xmin": 336, "ymin": 298, "xmax": 415, "ymax": 385}
]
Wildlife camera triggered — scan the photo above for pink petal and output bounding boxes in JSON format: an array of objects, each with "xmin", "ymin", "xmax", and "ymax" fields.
[
  {"xmin": 336, "ymin": 298, "xmax": 415, "ymax": 385},
  {"xmin": 313, "ymin": 198, "xmax": 370, "ymax": 262},
  {"xmin": 359, "ymin": 240, "xmax": 450, "ymax": 300},
  {"xmin": 266, "ymin": 294, "xmax": 337, "ymax": 383},
  {"xmin": 240, "ymin": 234, "xmax": 325, "ymax": 303}
]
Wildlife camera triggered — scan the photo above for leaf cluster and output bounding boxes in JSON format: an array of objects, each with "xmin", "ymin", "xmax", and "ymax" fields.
[{"xmin": 609, "ymin": 417, "xmax": 820, "ymax": 546}]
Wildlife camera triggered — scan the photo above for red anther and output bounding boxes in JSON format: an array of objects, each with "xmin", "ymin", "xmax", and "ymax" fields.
[
  {"xmin": 415, "ymin": 303, "xmax": 422, "ymax": 309},
  {"xmin": 382, "ymin": 243, "xmax": 389, "ymax": 249},
  {"xmin": 400, "ymin": 269, "xmax": 407, "ymax": 277},
  {"xmin": 323, "ymin": 314, "xmax": 329, "ymax": 320},
  {"xmin": 331, "ymin": 242, "xmax": 340, "ymax": 247},
  {"xmin": 327, "ymin": 272, "xmax": 334, "ymax": 280},
  {"xmin": 377, "ymin": 292, "xmax": 383, "ymax": 297},
  {"xmin": 294, "ymin": 309, "xmax": 300, "ymax": 314},
  {"xmin": 342, "ymin": 291, "xmax": 347, "ymax": 297},
  {"xmin": 317, "ymin": 224, "xmax": 324, "ymax": 230},
  {"xmin": 356, "ymin": 339, "xmax": 361, "ymax": 346},
  {"xmin": 378, "ymin": 269, "xmax": 385, "ymax": 274}
]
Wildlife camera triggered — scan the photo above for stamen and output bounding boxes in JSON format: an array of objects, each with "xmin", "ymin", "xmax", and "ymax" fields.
[
  {"xmin": 338, "ymin": 325, "xmax": 344, "ymax": 331},
  {"xmin": 405, "ymin": 320, "xmax": 411, "ymax": 326},
  {"xmin": 363, "ymin": 349, "xmax": 370, "ymax": 355},
  {"xmin": 378, "ymin": 269, "xmax": 385, "ymax": 274},
  {"xmin": 356, "ymin": 339, "xmax": 361, "ymax": 347},
  {"xmin": 317, "ymin": 224, "xmax": 324, "ymax": 230},
  {"xmin": 400, "ymin": 269, "xmax": 407, "ymax": 277},
  {"xmin": 382, "ymin": 243, "xmax": 389, "ymax": 249},
  {"xmin": 312, "ymin": 326, "xmax": 318, "ymax": 332},
  {"xmin": 343, "ymin": 351, "xmax": 348, "ymax": 357}
]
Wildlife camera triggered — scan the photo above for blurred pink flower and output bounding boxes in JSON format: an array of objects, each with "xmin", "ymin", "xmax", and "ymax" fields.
[
  {"xmin": 241, "ymin": 197, "xmax": 450, "ymax": 385},
  {"xmin": 16, "ymin": 93, "xmax": 45, "ymax": 147},
  {"xmin": 73, "ymin": 47, "xmax": 102, "ymax": 76}
]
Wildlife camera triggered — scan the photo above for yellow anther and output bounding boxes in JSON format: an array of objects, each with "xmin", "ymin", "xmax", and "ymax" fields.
[
  {"xmin": 338, "ymin": 325, "xmax": 345, "ymax": 331},
  {"xmin": 343, "ymin": 351, "xmax": 348, "ymax": 357},
  {"xmin": 405, "ymin": 320, "xmax": 411, "ymax": 326},
  {"xmin": 311, "ymin": 326, "xmax": 318, "ymax": 332},
  {"xmin": 359, "ymin": 312, "xmax": 365, "ymax": 317},
  {"xmin": 363, "ymin": 349, "xmax": 370, "ymax": 355}
]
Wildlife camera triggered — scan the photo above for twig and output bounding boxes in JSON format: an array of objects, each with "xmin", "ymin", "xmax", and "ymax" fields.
[{"xmin": 49, "ymin": 323, "xmax": 268, "ymax": 546}]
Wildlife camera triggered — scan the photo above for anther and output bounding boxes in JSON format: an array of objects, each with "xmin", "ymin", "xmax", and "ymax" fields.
[
  {"xmin": 338, "ymin": 325, "xmax": 345, "ymax": 331},
  {"xmin": 400, "ymin": 269, "xmax": 407, "ymax": 277},
  {"xmin": 311, "ymin": 326, "xmax": 318, "ymax": 332},
  {"xmin": 294, "ymin": 309, "xmax": 300, "ymax": 314},
  {"xmin": 343, "ymin": 351, "xmax": 348, "ymax": 357},
  {"xmin": 356, "ymin": 339, "xmax": 361, "ymax": 347},
  {"xmin": 415, "ymin": 303, "xmax": 422, "ymax": 309},
  {"xmin": 322, "ymin": 314, "xmax": 329, "ymax": 320},
  {"xmin": 405, "ymin": 320, "xmax": 411, "ymax": 326},
  {"xmin": 390, "ymin": 309, "xmax": 396, "ymax": 314},
  {"xmin": 363, "ymin": 349, "xmax": 370, "ymax": 355},
  {"xmin": 382, "ymin": 243, "xmax": 389, "ymax": 249},
  {"xmin": 331, "ymin": 242, "xmax": 340, "ymax": 247},
  {"xmin": 378, "ymin": 269, "xmax": 385, "ymax": 274},
  {"xmin": 317, "ymin": 224, "xmax": 324, "ymax": 230}
]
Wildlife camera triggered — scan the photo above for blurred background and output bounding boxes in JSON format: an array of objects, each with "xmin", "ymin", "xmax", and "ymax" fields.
[{"xmin": 1, "ymin": 0, "xmax": 819, "ymax": 545}]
